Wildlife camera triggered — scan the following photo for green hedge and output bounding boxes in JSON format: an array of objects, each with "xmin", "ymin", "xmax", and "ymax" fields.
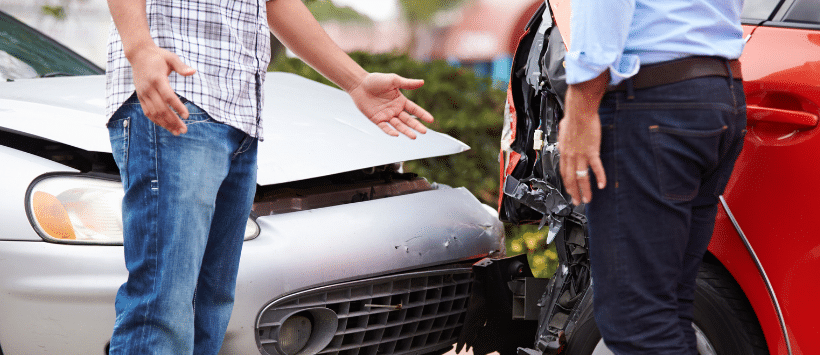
[{"xmin": 270, "ymin": 52, "xmax": 557, "ymax": 276}]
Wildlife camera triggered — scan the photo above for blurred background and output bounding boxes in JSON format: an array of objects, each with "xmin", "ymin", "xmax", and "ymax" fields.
[{"xmin": 0, "ymin": 0, "xmax": 557, "ymax": 276}]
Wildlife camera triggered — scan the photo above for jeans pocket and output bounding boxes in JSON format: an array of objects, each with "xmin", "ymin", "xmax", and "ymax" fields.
[
  {"xmin": 181, "ymin": 101, "xmax": 212, "ymax": 125},
  {"xmin": 650, "ymin": 125, "xmax": 727, "ymax": 201},
  {"xmin": 107, "ymin": 116, "xmax": 130, "ymax": 185}
]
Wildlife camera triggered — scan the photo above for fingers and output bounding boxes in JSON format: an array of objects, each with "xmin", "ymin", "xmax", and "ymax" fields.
[
  {"xmin": 390, "ymin": 115, "xmax": 417, "ymax": 140},
  {"xmin": 137, "ymin": 86, "xmax": 188, "ymax": 136},
  {"xmin": 559, "ymin": 155, "xmax": 580, "ymax": 205},
  {"xmin": 399, "ymin": 111, "xmax": 427, "ymax": 135},
  {"xmin": 162, "ymin": 86, "xmax": 189, "ymax": 120},
  {"xmin": 404, "ymin": 100, "xmax": 434, "ymax": 123},
  {"xmin": 376, "ymin": 122, "xmax": 400, "ymax": 137},
  {"xmin": 560, "ymin": 155, "xmax": 606, "ymax": 205},
  {"xmin": 589, "ymin": 156, "xmax": 607, "ymax": 190},
  {"xmin": 573, "ymin": 161, "xmax": 592, "ymax": 205},
  {"xmin": 373, "ymin": 111, "xmax": 419, "ymax": 139}
]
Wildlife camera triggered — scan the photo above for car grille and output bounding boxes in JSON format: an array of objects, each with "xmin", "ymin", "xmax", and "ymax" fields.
[{"xmin": 257, "ymin": 267, "xmax": 474, "ymax": 355}]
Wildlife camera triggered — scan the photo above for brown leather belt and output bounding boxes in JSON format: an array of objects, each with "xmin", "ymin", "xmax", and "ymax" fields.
[{"xmin": 609, "ymin": 56, "xmax": 742, "ymax": 92}]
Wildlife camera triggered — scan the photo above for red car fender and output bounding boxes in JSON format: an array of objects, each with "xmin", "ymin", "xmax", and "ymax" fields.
[{"xmin": 709, "ymin": 208, "xmax": 796, "ymax": 355}]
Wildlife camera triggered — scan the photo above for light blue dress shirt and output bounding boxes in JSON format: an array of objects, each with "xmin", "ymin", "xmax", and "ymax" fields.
[{"xmin": 565, "ymin": 0, "xmax": 745, "ymax": 86}]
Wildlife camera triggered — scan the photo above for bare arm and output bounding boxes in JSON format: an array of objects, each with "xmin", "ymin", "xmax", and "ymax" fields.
[
  {"xmin": 107, "ymin": 0, "xmax": 195, "ymax": 135},
  {"xmin": 558, "ymin": 71, "xmax": 609, "ymax": 205},
  {"xmin": 266, "ymin": 0, "xmax": 433, "ymax": 139}
]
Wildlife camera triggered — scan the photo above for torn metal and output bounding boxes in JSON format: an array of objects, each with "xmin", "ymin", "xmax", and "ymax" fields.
[
  {"xmin": 499, "ymin": 1, "xmax": 570, "ymax": 230},
  {"xmin": 465, "ymin": 2, "xmax": 598, "ymax": 355}
]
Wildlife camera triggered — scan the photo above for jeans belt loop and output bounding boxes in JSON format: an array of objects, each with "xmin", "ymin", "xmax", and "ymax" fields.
[{"xmin": 724, "ymin": 59, "xmax": 735, "ymax": 89}]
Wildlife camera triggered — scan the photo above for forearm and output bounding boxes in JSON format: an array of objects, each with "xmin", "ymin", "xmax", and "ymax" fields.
[
  {"xmin": 564, "ymin": 71, "xmax": 609, "ymax": 120},
  {"xmin": 266, "ymin": 0, "xmax": 367, "ymax": 92},
  {"xmin": 107, "ymin": 0, "xmax": 155, "ymax": 60}
]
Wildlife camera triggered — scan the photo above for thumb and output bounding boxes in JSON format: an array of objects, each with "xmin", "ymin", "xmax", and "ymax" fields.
[
  {"xmin": 396, "ymin": 76, "xmax": 424, "ymax": 90},
  {"xmin": 167, "ymin": 54, "xmax": 196, "ymax": 76}
]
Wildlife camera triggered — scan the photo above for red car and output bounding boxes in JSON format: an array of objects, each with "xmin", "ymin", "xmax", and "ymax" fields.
[
  {"xmin": 712, "ymin": 0, "xmax": 820, "ymax": 354},
  {"xmin": 460, "ymin": 0, "xmax": 820, "ymax": 354}
]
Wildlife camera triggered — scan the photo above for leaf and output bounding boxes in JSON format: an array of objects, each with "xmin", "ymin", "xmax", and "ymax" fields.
[{"xmin": 41, "ymin": 5, "xmax": 66, "ymax": 20}]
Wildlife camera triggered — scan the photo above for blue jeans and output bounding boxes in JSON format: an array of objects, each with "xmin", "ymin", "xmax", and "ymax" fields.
[
  {"xmin": 587, "ymin": 76, "xmax": 746, "ymax": 354},
  {"xmin": 107, "ymin": 95, "xmax": 257, "ymax": 355}
]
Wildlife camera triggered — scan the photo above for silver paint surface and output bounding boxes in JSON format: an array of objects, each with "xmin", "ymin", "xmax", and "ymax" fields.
[
  {"xmin": 0, "ymin": 74, "xmax": 501, "ymax": 354},
  {"xmin": 0, "ymin": 74, "xmax": 469, "ymax": 185},
  {"xmin": 0, "ymin": 188, "xmax": 502, "ymax": 354}
]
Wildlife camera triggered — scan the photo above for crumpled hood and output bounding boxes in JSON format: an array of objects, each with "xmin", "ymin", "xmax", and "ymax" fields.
[{"xmin": 0, "ymin": 73, "xmax": 468, "ymax": 185}]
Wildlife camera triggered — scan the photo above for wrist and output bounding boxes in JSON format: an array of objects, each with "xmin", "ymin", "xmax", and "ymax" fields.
[
  {"xmin": 123, "ymin": 39, "xmax": 158, "ymax": 62},
  {"xmin": 341, "ymin": 69, "xmax": 369, "ymax": 93}
]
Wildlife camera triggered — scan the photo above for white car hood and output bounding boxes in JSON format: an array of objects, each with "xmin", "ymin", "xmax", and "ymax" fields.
[{"xmin": 0, "ymin": 73, "xmax": 468, "ymax": 185}]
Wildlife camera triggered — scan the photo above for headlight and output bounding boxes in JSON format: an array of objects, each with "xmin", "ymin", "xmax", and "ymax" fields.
[{"xmin": 27, "ymin": 174, "xmax": 260, "ymax": 245}]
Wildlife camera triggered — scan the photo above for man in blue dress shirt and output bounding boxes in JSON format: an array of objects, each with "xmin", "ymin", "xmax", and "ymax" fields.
[{"xmin": 557, "ymin": 0, "xmax": 746, "ymax": 353}]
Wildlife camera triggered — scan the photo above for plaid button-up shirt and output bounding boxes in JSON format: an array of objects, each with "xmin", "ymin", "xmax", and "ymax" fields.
[{"xmin": 106, "ymin": 0, "xmax": 272, "ymax": 139}]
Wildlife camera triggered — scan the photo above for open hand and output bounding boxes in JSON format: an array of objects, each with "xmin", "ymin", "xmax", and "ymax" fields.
[
  {"xmin": 347, "ymin": 73, "xmax": 434, "ymax": 139},
  {"xmin": 129, "ymin": 45, "xmax": 196, "ymax": 135}
]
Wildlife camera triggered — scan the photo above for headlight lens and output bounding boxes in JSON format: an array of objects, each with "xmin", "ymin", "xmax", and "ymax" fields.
[{"xmin": 28, "ymin": 175, "xmax": 260, "ymax": 244}]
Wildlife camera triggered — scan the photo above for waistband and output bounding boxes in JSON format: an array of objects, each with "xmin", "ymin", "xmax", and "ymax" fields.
[{"xmin": 609, "ymin": 56, "xmax": 742, "ymax": 92}]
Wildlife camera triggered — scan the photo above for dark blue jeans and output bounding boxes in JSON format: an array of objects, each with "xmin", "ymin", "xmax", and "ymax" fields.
[
  {"xmin": 587, "ymin": 76, "xmax": 746, "ymax": 354},
  {"xmin": 106, "ymin": 95, "xmax": 258, "ymax": 355}
]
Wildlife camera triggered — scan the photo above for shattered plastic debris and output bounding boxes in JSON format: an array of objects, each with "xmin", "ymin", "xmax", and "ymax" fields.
[
  {"xmin": 504, "ymin": 176, "xmax": 570, "ymax": 218},
  {"xmin": 546, "ymin": 216, "xmax": 562, "ymax": 245},
  {"xmin": 503, "ymin": 142, "xmax": 570, "ymax": 245}
]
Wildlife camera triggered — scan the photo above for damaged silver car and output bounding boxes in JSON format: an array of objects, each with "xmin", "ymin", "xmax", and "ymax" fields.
[{"xmin": 0, "ymin": 12, "xmax": 504, "ymax": 355}]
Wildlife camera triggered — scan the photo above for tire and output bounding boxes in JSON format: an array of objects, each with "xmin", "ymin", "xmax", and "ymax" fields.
[
  {"xmin": 562, "ymin": 294, "xmax": 601, "ymax": 355},
  {"xmin": 694, "ymin": 261, "xmax": 768, "ymax": 355},
  {"xmin": 562, "ymin": 261, "xmax": 768, "ymax": 355}
]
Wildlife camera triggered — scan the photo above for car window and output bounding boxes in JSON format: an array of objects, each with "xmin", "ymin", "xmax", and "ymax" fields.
[
  {"xmin": 0, "ymin": 50, "xmax": 38, "ymax": 81},
  {"xmin": 782, "ymin": 0, "xmax": 820, "ymax": 25},
  {"xmin": 742, "ymin": 0, "xmax": 784, "ymax": 22},
  {"xmin": 0, "ymin": 11, "xmax": 103, "ymax": 80}
]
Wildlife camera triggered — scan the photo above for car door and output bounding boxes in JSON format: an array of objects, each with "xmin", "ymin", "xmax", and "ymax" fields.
[{"xmin": 711, "ymin": 0, "xmax": 820, "ymax": 353}]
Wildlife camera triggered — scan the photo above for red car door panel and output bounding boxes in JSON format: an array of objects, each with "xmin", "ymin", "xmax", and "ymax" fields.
[{"xmin": 711, "ymin": 23, "xmax": 820, "ymax": 355}]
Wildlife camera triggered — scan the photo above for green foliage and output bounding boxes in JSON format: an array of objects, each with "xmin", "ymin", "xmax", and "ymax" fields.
[
  {"xmin": 506, "ymin": 225, "xmax": 559, "ymax": 278},
  {"xmin": 307, "ymin": 0, "xmax": 373, "ymax": 24},
  {"xmin": 41, "ymin": 5, "xmax": 67, "ymax": 20},
  {"xmin": 271, "ymin": 52, "xmax": 506, "ymax": 205},
  {"xmin": 397, "ymin": 0, "xmax": 465, "ymax": 24}
]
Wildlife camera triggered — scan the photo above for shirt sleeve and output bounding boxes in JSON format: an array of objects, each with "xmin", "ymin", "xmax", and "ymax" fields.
[{"xmin": 565, "ymin": 0, "xmax": 639, "ymax": 86}]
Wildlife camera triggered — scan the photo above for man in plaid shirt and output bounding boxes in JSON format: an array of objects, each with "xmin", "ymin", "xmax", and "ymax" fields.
[{"xmin": 105, "ymin": 0, "xmax": 434, "ymax": 353}]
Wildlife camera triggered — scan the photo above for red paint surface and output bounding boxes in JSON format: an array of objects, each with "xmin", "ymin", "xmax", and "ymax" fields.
[{"xmin": 709, "ymin": 24, "xmax": 820, "ymax": 355}]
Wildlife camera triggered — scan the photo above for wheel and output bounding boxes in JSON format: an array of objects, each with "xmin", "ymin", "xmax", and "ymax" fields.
[
  {"xmin": 694, "ymin": 261, "xmax": 768, "ymax": 354},
  {"xmin": 562, "ymin": 261, "xmax": 768, "ymax": 355}
]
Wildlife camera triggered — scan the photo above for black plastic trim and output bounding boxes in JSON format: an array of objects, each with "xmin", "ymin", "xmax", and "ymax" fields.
[
  {"xmin": 255, "ymin": 265, "xmax": 477, "ymax": 354},
  {"xmin": 754, "ymin": 20, "xmax": 820, "ymax": 30}
]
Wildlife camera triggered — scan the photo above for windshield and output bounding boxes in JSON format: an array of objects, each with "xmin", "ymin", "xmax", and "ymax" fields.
[{"xmin": 0, "ymin": 11, "xmax": 104, "ymax": 81}]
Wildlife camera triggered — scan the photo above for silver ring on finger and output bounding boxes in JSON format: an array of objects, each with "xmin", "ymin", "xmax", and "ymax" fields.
[{"xmin": 575, "ymin": 170, "xmax": 589, "ymax": 178}]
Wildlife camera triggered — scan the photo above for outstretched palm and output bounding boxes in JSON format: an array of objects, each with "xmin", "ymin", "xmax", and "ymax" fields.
[{"xmin": 348, "ymin": 73, "xmax": 434, "ymax": 139}]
